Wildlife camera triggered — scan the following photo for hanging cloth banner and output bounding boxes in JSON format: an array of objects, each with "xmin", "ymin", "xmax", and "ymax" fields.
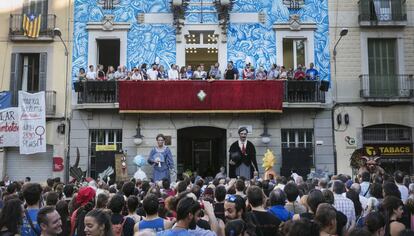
[
  {"xmin": 19, "ymin": 91, "xmax": 46, "ymax": 154},
  {"xmin": 0, "ymin": 107, "xmax": 19, "ymax": 147}
]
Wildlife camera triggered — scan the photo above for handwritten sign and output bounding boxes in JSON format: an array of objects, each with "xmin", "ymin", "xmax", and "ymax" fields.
[
  {"xmin": 0, "ymin": 107, "xmax": 19, "ymax": 147},
  {"xmin": 19, "ymin": 91, "xmax": 46, "ymax": 154}
]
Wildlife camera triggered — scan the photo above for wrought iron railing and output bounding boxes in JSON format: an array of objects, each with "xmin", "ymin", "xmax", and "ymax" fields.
[
  {"xmin": 359, "ymin": 74, "xmax": 413, "ymax": 99},
  {"xmin": 74, "ymin": 81, "xmax": 118, "ymax": 104},
  {"xmin": 284, "ymin": 80, "xmax": 326, "ymax": 103},
  {"xmin": 10, "ymin": 90, "xmax": 56, "ymax": 116},
  {"xmin": 359, "ymin": 0, "xmax": 407, "ymax": 23},
  {"xmin": 9, "ymin": 14, "xmax": 56, "ymax": 38}
]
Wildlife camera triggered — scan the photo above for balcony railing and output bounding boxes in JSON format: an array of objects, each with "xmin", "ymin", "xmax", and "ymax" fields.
[
  {"xmin": 9, "ymin": 14, "xmax": 56, "ymax": 41},
  {"xmin": 358, "ymin": 0, "xmax": 407, "ymax": 26},
  {"xmin": 10, "ymin": 90, "xmax": 56, "ymax": 116},
  {"xmin": 284, "ymin": 80, "xmax": 325, "ymax": 103},
  {"xmin": 360, "ymin": 74, "xmax": 413, "ymax": 99},
  {"xmin": 45, "ymin": 90, "xmax": 56, "ymax": 116},
  {"xmin": 74, "ymin": 81, "xmax": 118, "ymax": 104}
]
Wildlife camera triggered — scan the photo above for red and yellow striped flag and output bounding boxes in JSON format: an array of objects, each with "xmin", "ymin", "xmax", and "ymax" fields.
[{"xmin": 22, "ymin": 14, "xmax": 42, "ymax": 38}]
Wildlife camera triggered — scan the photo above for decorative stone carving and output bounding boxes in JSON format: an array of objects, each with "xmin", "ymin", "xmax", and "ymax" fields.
[
  {"xmin": 97, "ymin": 0, "xmax": 121, "ymax": 9},
  {"xmin": 289, "ymin": 14, "xmax": 301, "ymax": 31},
  {"xmin": 283, "ymin": 0, "xmax": 305, "ymax": 10},
  {"xmin": 102, "ymin": 15, "xmax": 115, "ymax": 31}
]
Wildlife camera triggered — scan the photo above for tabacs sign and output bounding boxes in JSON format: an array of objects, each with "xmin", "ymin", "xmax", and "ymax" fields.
[{"xmin": 364, "ymin": 144, "xmax": 413, "ymax": 156}]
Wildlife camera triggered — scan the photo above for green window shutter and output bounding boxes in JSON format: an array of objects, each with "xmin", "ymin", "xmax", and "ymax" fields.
[
  {"xmin": 367, "ymin": 39, "xmax": 397, "ymax": 97},
  {"xmin": 39, "ymin": 52, "xmax": 47, "ymax": 91}
]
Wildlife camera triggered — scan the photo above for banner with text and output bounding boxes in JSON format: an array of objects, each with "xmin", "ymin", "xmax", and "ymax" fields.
[
  {"xmin": 0, "ymin": 107, "xmax": 19, "ymax": 147},
  {"xmin": 19, "ymin": 91, "xmax": 46, "ymax": 154}
]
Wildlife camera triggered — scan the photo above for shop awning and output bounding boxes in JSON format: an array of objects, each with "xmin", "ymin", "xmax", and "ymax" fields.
[{"xmin": 119, "ymin": 80, "xmax": 283, "ymax": 113}]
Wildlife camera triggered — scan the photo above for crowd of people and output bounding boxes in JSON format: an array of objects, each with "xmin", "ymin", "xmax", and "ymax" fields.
[
  {"xmin": 77, "ymin": 61, "xmax": 320, "ymax": 82},
  {"xmin": 1, "ymin": 169, "xmax": 413, "ymax": 236}
]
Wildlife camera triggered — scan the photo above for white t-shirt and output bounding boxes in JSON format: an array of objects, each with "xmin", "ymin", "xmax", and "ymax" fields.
[
  {"xmin": 168, "ymin": 69, "xmax": 179, "ymax": 80},
  {"xmin": 86, "ymin": 71, "xmax": 96, "ymax": 80},
  {"xmin": 147, "ymin": 69, "xmax": 159, "ymax": 80},
  {"xmin": 397, "ymin": 184, "xmax": 409, "ymax": 202}
]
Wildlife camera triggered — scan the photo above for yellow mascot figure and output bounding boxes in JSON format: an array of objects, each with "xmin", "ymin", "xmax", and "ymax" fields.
[{"xmin": 262, "ymin": 149, "xmax": 277, "ymax": 180}]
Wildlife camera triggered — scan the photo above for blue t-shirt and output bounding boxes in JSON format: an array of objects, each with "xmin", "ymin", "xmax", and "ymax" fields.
[
  {"xmin": 306, "ymin": 68, "xmax": 319, "ymax": 80},
  {"xmin": 157, "ymin": 229, "xmax": 191, "ymax": 236},
  {"xmin": 21, "ymin": 209, "xmax": 41, "ymax": 236},
  {"xmin": 139, "ymin": 218, "xmax": 164, "ymax": 232}
]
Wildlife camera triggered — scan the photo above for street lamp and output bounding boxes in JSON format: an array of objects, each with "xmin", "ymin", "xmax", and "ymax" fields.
[
  {"xmin": 333, "ymin": 28, "xmax": 348, "ymax": 60},
  {"xmin": 54, "ymin": 27, "xmax": 70, "ymax": 183}
]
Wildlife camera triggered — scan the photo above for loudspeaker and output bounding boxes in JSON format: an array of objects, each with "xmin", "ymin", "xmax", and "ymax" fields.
[{"xmin": 320, "ymin": 80, "xmax": 329, "ymax": 91}]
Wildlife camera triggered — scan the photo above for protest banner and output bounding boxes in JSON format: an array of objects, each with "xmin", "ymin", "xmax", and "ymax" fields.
[{"xmin": 0, "ymin": 107, "xmax": 19, "ymax": 147}]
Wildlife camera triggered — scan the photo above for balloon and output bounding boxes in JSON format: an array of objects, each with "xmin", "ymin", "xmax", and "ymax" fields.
[{"xmin": 133, "ymin": 155, "xmax": 147, "ymax": 167}]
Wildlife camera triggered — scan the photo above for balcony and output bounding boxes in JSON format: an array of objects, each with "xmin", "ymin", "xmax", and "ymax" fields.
[
  {"xmin": 74, "ymin": 81, "xmax": 119, "ymax": 109},
  {"xmin": 358, "ymin": 0, "xmax": 407, "ymax": 27},
  {"xmin": 360, "ymin": 74, "xmax": 413, "ymax": 102},
  {"xmin": 9, "ymin": 14, "xmax": 56, "ymax": 41},
  {"xmin": 10, "ymin": 90, "xmax": 56, "ymax": 116},
  {"xmin": 283, "ymin": 80, "xmax": 326, "ymax": 107}
]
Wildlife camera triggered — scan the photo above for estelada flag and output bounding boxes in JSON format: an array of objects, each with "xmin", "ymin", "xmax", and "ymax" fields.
[{"xmin": 22, "ymin": 14, "xmax": 42, "ymax": 38}]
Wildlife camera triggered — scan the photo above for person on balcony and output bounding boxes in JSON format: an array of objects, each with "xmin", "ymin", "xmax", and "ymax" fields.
[
  {"xmin": 77, "ymin": 68, "xmax": 86, "ymax": 81},
  {"xmin": 168, "ymin": 64, "xmax": 180, "ymax": 80},
  {"xmin": 256, "ymin": 66, "xmax": 267, "ymax": 80},
  {"xmin": 293, "ymin": 64, "xmax": 306, "ymax": 80},
  {"xmin": 208, "ymin": 63, "xmax": 221, "ymax": 80},
  {"xmin": 131, "ymin": 68, "xmax": 143, "ymax": 81},
  {"xmin": 114, "ymin": 66, "xmax": 124, "ymax": 80},
  {"xmin": 242, "ymin": 64, "xmax": 255, "ymax": 80},
  {"xmin": 193, "ymin": 65, "xmax": 205, "ymax": 80},
  {"xmin": 267, "ymin": 64, "xmax": 280, "ymax": 80},
  {"xmin": 148, "ymin": 134, "xmax": 175, "ymax": 182},
  {"xmin": 147, "ymin": 63, "xmax": 159, "ymax": 81},
  {"xmin": 225, "ymin": 62, "xmax": 238, "ymax": 80},
  {"xmin": 97, "ymin": 65, "xmax": 106, "ymax": 81},
  {"xmin": 279, "ymin": 66, "xmax": 287, "ymax": 79},
  {"xmin": 229, "ymin": 127, "xmax": 259, "ymax": 179},
  {"xmin": 158, "ymin": 65, "xmax": 168, "ymax": 80},
  {"xmin": 305, "ymin": 63, "xmax": 319, "ymax": 81},
  {"xmin": 141, "ymin": 63, "xmax": 148, "ymax": 80},
  {"xmin": 180, "ymin": 66, "xmax": 187, "ymax": 80},
  {"xmin": 86, "ymin": 65, "xmax": 96, "ymax": 80},
  {"xmin": 106, "ymin": 66, "xmax": 115, "ymax": 80},
  {"xmin": 185, "ymin": 65, "xmax": 193, "ymax": 79}
]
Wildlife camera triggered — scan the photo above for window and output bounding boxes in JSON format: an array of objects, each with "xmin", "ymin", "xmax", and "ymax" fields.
[
  {"xmin": 283, "ymin": 38, "xmax": 306, "ymax": 70},
  {"xmin": 10, "ymin": 53, "xmax": 47, "ymax": 105},
  {"xmin": 368, "ymin": 38, "xmax": 397, "ymax": 96},
  {"xmin": 282, "ymin": 129, "xmax": 313, "ymax": 148},
  {"xmin": 363, "ymin": 124, "xmax": 411, "ymax": 143},
  {"xmin": 89, "ymin": 129, "xmax": 122, "ymax": 178},
  {"xmin": 23, "ymin": 0, "xmax": 48, "ymax": 30}
]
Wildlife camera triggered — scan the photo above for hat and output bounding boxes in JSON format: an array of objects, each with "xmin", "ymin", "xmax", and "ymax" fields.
[
  {"xmin": 238, "ymin": 127, "xmax": 248, "ymax": 134},
  {"xmin": 76, "ymin": 186, "xmax": 96, "ymax": 206}
]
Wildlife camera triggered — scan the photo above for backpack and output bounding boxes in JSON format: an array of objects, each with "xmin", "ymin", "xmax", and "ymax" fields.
[{"xmin": 112, "ymin": 217, "xmax": 126, "ymax": 236}]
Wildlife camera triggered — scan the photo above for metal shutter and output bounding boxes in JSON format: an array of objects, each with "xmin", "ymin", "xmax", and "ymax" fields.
[{"xmin": 6, "ymin": 145, "xmax": 53, "ymax": 182}]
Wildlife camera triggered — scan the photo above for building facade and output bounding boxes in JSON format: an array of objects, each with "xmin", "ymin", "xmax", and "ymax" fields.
[
  {"xmin": 330, "ymin": 0, "xmax": 414, "ymax": 176},
  {"xmin": 0, "ymin": 0, "xmax": 73, "ymax": 181},
  {"xmin": 69, "ymin": 0, "xmax": 335, "ymax": 181}
]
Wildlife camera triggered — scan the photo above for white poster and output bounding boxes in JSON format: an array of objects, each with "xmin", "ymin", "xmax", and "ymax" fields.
[
  {"xmin": 19, "ymin": 91, "xmax": 46, "ymax": 154},
  {"xmin": 0, "ymin": 107, "xmax": 19, "ymax": 147}
]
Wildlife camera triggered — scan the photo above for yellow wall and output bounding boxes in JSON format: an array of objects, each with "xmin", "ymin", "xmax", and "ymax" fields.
[{"xmin": 0, "ymin": 0, "xmax": 73, "ymax": 118}]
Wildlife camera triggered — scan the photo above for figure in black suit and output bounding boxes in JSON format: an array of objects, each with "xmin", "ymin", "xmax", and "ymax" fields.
[{"xmin": 229, "ymin": 127, "xmax": 259, "ymax": 179}]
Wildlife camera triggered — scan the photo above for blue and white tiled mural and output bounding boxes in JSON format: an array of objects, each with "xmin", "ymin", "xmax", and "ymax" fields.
[{"xmin": 72, "ymin": 0, "xmax": 330, "ymax": 81}]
